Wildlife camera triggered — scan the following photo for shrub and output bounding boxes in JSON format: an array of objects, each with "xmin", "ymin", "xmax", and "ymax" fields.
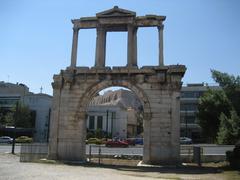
[
  {"xmin": 226, "ymin": 141, "xmax": 240, "ymax": 170},
  {"xmin": 86, "ymin": 131, "xmax": 95, "ymax": 139}
]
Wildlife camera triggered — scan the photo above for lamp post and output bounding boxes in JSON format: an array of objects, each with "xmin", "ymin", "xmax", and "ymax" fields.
[
  {"xmin": 106, "ymin": 110, "xmax": 109, "ymax": 135},
  {"xmin": 106, "ymin": 110, "xmax": 115, "ymax": 138},
  {"xmin": 12, "ymin": 101, "xmax": 19, "ymax": 154},
  {"xmin": 185, "ymin": 108, "xmax": 188, "ymax": 137},
  {"xmin": 111, "ymin": 112, "xmax": 114, "ymax": 138}
]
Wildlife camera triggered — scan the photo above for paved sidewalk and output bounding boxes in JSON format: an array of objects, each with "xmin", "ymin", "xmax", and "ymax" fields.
[{"xmin": 0, "ymin": 153, "xmax": 239, "ymax": 180}]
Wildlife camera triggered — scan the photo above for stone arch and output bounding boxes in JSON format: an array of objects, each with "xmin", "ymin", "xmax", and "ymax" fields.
[
  {"xmin": 49, "ymin": 6, "xmax": 186, "ymax": 165},
  {"xmin": 75, "ymin": 80, "xmax": 151, "ymax": 121}
]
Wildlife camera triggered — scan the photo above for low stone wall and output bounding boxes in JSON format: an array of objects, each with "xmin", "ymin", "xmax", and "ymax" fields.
[
  {"xmin": 181, "ymin": 154, "xmax": 226, "ymax": 163},
  {"xmin": 20, "ymin": 143, "xmax": 48, "ymax": 162},
  {"xmin": 201, "ymin": 154, "xmax": 226, "ymax": 163},
  {"xmin": 19, "ymin": 143, "xmax": 227, "ymax": 164}
]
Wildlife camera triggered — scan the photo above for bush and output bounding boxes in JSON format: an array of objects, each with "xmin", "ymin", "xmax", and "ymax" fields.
[
  {"xmin": 86, "ymin": 131, "xmax": 95, "ymax": 139},
  {"xmin": 86, "ymin": 129, "xmax": 110, "ymax": 139},
  {"xmin": 226, "ymin": 141, "xmax": 240, "ymax": 170},
  {"xmin": 15, "ymin": 136, "xmax": 33, "ymax": 143}
]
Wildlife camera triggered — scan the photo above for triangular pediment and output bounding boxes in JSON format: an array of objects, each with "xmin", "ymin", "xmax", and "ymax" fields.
[{"xmin": 96, "ymin": 6, "xmax": 136, "ymax": 17}]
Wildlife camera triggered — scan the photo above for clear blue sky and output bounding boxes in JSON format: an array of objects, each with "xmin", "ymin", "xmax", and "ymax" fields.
[{"xmin": 0, "ymin": 0, "xmax": 240, "ymax": 95}]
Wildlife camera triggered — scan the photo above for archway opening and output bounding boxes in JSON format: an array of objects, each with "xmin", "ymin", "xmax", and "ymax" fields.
[
  {"xmin": 105, "ymin": 32, "xmax": 128, "ymax": 67},
  {"xmin": 75, "ymin": 80, "xmax": 151, "ymax": 163},
  {"xmin": 85, "ymin": 86, "xmax": 144, "ymax": 141}
]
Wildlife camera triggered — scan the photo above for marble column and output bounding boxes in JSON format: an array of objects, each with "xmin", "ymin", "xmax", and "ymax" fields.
[
  {"xmin": 158, "ymin": 25, "xmax": 164, "ymax": 66},
  {"xmin": 95, "ymin": 27, "xmax": 106, "ymax": 67},
  {"xmin": 133, "ymin": 27, "xmax": 138, "ymax": 67},
  {"xmin": 70, "ymin": 27, "xmax": 79, "ymax": 68},
  {"xmin": 127, "ymin": 25, "xmax": 137, "ymax": 67}
]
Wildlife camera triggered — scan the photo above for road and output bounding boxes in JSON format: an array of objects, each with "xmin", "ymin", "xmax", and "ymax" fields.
[
  {"xmin": 0, "ymin": 144, "xmax": 234, "ymax": 155},
  {"xmin": 200, "ymin": 145, "xmax": 235, "ymax": 155},
  {"xmin": 0, "ymin": 144, "xmax": 21, "ymax": 154}
]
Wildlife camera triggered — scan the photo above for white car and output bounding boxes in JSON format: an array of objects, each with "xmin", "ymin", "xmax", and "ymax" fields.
[
  {"xmin": 0, "ymin": 136, "xmax": 13, "ymax": 144},
  {"xmin": 180, "ymin": 137, "xmax": 192, "ymax": 144}
]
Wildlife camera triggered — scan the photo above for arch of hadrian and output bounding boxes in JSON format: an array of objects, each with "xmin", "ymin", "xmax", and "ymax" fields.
[{"xmin": 48, "ymin": 6, "xmax": 186, "ymax": 165}]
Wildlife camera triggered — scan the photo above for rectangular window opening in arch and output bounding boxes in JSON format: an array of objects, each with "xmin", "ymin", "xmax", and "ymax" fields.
[
  {"xmin": 76, "ymin": 29, "xmax": 96, "ymax": 67},
  {"xmin": 105, "ymin": 32, "xmax": 127, "ymax": 67},
  {"xmin": 137, "ymin": 27, "xmax": 158, "ymax": 67}
]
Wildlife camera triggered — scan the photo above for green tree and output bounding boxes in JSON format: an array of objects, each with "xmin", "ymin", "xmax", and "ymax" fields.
[
  {"xmin": 15, "ymin": 103, "xmax": 34, "ymax": 128},
  {"xmin": 197, "ymin": 89, "xmax": 232, "ymax": 143},
  {"xmin": 211, "ymin": 70, "xmax": 240, "ymax": 116},
  {"xmin": 3, "ymin": 111, "xmax": 14, "ymax": 126},
  {"xmin": 0, "ymin": 103, "xmax": 35, "ymax": 128},
  {"xmin": 0, "ymin": 107, "xmax": 6, "ymax": 126},
  {"xmin": 217, "ymin": 111, "xmax": 240, "ymax": 144},
  {"xmin": 211, "ymin": 70, "xmax": 240, "ymax": 144},
  {"xmin": 0, "ymin": 107, "xmax": 13, "ymax": 126}
]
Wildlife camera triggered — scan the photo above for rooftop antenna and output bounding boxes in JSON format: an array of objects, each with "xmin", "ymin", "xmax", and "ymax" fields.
[
  {"xmin": 40, "ymin": 86, "xmax": 43, "ymax": 94},
  {"xmin": 7, "ymin": 75, "xmax": 10, "ymax": 82}
]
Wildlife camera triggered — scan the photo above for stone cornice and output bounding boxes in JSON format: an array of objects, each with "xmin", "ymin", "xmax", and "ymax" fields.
[
  {"xmin": 54, "ymin": 65, "xmax": 186, "ymax": 88},
  {"xmin": 71, "ymin": 6, "xmax": 165, "ymax": 30}
]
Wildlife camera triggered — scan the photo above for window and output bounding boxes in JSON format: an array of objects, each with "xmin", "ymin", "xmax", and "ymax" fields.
[
  {"xmin": 181, "ymin": 91, "xmax": 204, "ymax": 98},
  {"xmin": 112, "ymin": 112, "xmax": 116, "ymax": 119},
  {"xmin": 180, "ymin": 115, "xmax": 185, "ymax": 123},
  {"xmin": 181, "ymin": 115, "xmax": 196, "ymax": 124},
  {"xmin": 180, "ymin": 103, "xmax": 198, "ymax": 111},
  {"xmin": 0, "ymin": 99, "xmax": 18, "ymax": 105},
  {"xmin": 89, "ymin": 116, "xmax": 95, "ymax": 130},
  {"xmin": 186, "ymin": 116, "xmax": 196, "ymax": 124},
  {"xmin": 97, "ymin": 116, "xmax": 103, "ymax": 129}
]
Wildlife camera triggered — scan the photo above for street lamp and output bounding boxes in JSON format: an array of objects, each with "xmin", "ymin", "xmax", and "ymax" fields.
[
  {"xmin": 12, "ymin": 101, "xmax": 19, "ymax": 154},
  {"xmin": 106, "ymin": 110, "xmax": 109, "ymax": 135},
  {"xmin": 185, "ymin": 107, "xmax": 188, "ymax": 137}
]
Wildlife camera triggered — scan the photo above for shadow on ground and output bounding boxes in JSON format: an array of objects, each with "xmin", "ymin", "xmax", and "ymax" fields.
[{"xmin": 63, "ymin": 161, "xmax": 228, "ymax": 175}]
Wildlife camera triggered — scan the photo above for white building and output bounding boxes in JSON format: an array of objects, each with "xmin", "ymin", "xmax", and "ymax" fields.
[
  {"xmin": 24, "ymin": 93, "xmax": 52, "ymax": 142},
  {"xmin": 180, "ymin": 83, "xmax": 221, "ymax": 141},
  {"xmin": 87, "ymin": 89, "xmax": 142, "ymax": 138},
  {"xmin": 0, "ymin": 81, "xmax": 52, "ymax": 142}
]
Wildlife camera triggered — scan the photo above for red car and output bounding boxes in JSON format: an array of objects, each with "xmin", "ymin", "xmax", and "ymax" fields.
[
  {"xmin": 105, "ymin": 139, "xmax": 128, "ymax": 148},
  {"xmin": 125, "ymin": 138, "xmax": 136, "ymax": 146}
]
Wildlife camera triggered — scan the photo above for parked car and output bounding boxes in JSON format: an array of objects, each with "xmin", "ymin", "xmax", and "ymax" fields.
[
  {"xmin": 180, "ymin": 137, "xmax": 192, "ymax": 144},
  {"xmin": 0, "ymin": 136, "xmax": 13, "ymax": 144},
  {"xmin": 15, "ymin": 136, "xmax": 33, "ymax": 143},
  {"xmin": 135, "ymin": 138, "xmax": 143, "ymax": 145},
  {"xmin": 125, "ymin": 138, "xmax": 136, "ymax": 146},
  {"xmin": 105, "ymin": 139, "xmax": 128, "ymax": 148},
  {"xmin": 86, "ymin": 138, "xmax": 104, "ymax": 145}
]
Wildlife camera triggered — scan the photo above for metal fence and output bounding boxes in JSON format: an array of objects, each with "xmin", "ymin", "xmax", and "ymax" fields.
[
  {"xmin": 87, "ymin": 145, "xmax": 197, "ymax": 157},
  {"xmin": 18, "ymin": 143, "xmax": 234, "ymax": 164},
  {"xmin": 20, "ymin": 143, "xmax": 48, "ymax": 162}
]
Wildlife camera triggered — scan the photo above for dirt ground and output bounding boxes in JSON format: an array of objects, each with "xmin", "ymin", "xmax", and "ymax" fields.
[{"xmin": 0, "ymin": 153, "xmax": 239, "ymax": 180}]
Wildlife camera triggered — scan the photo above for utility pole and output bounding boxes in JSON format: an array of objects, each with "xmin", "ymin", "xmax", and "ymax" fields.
[{"xmin": 12, "ymin": 101, "xmax": 19, "ymax": 154}]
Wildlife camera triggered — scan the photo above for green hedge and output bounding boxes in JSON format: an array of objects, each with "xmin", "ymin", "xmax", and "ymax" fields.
[{"xmin": 226, "ymin": 143, "xmax": 240, "ymax": 170}]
